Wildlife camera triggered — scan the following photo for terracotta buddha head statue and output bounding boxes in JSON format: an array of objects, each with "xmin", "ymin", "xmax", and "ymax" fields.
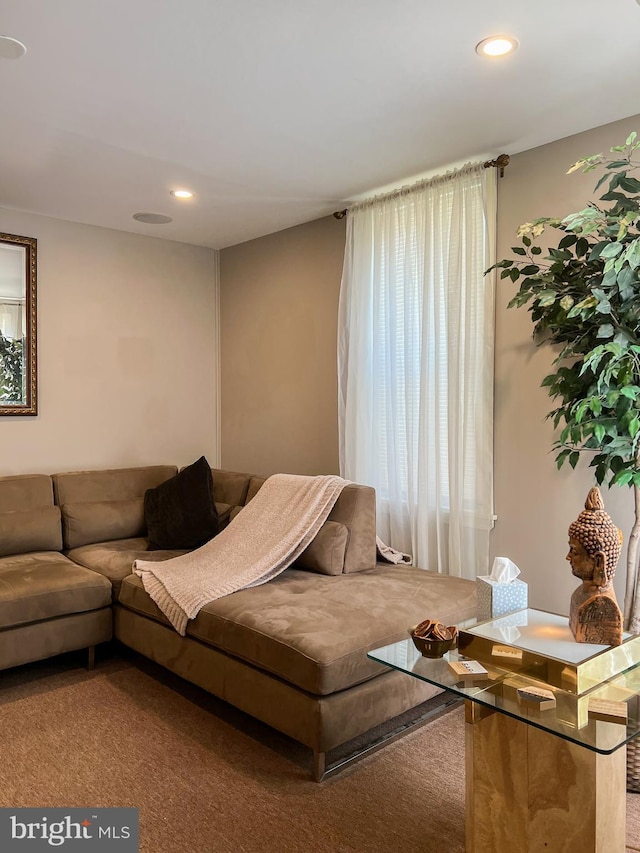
[{"xmin": 566, "ymin": 486, "xmax": 623, "ymax": 589}]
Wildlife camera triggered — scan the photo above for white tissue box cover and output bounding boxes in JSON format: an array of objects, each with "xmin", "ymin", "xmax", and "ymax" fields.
[{"xmin": 476, "ymin": 576, "xmax": 528, "ymax": 621}]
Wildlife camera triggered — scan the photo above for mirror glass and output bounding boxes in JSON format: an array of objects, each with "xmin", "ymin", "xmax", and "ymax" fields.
[{"xmin": 0, "ymin": 232, "xmax": 37, "ymax": 415}]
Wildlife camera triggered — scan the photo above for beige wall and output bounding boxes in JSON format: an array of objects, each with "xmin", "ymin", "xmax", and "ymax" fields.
[
  {"xmin": 0, "ymin": 208, "xmax": 219, "ymax": 475},
  {"xmin": 220, "ymin": 215, "xmax": 345, "ymax": 475},
  {"xmin": 492, "ymin": 115, "xmax": 640, "ymax": 613}
]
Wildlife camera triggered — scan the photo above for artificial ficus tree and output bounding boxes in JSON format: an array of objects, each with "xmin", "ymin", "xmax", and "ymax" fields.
[
  {"xmin": 0, "ymin": 331, "xmax": 24, "ymax": 403},
  {"xmin": 489, "ymin": 132, "xmax": 640, "ymax": 632}
]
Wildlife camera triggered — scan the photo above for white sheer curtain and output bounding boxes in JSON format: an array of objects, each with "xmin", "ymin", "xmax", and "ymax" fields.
[
  {"xmin": 0, "ymin": 301, "xmax": 23, "ymax": 340},
  {"xmin": 338, "ymin": 163, "xmax": 496, "ymax": 579}
]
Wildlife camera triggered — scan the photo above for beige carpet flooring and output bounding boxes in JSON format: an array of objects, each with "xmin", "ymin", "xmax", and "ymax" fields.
[{"xmin": 0, "ymin": 649, "xmax": 638, "ymax": 853}]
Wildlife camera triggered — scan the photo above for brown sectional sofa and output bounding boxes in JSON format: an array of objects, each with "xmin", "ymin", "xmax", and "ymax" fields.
[
  {"xmin": 1, "ymin": 465, "xmax": 476, "ymax": 780},
  {"xmin": 0, "ymin": 474, "xmax": 112, "ymax": 670}
]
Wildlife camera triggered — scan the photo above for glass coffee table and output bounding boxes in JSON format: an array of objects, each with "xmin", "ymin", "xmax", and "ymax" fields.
[{"xmin": 368, "ymin": 609, "xmax": 640, "ymax": 853}]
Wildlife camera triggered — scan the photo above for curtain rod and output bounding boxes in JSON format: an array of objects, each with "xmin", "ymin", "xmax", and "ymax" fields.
[{"xmin": 332, "ymin": 153, "xmax": 510, "ymax": 220}]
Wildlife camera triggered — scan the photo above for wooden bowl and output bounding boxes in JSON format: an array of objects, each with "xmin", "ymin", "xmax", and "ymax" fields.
[{"xmin": 409, "ymin": 625, "xmax": 458, "ymax": 658}]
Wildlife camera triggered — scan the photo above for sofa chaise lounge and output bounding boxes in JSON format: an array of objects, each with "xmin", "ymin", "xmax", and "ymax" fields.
[{"xmin": 1, "ymin": 465, "xmax": 476, "ymax": 780}]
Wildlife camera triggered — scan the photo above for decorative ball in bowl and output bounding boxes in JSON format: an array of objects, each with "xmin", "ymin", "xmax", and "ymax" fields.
[{"xmin": 409, "ymin": 620, "xmax": 458, "ymax": 658}]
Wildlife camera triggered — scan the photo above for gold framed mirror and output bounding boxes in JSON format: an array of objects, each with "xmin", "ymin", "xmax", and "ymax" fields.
[{"xmin": 0, "ymin": 232, "xmax": 37, "ymax": 415}]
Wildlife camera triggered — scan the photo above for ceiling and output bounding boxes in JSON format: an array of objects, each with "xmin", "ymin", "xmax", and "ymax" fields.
[{"xmin": 1, "ymin": 0, "xmax": 639, "ymax": 250}]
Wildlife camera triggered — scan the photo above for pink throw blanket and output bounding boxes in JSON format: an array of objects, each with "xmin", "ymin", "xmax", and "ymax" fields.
[{"xmin": 134, "ymin": 473, "xmax": 348, "ymax": 634}]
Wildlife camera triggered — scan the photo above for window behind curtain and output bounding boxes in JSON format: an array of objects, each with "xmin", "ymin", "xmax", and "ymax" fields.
[{"xmin": 338, "ymin": 164, "xmax": 496, "ymax": 578}]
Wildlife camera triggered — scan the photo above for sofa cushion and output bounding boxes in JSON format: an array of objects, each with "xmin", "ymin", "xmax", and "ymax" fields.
[
  {"xmin": 215, "ymin": 502, "xmax": 233, "ymax": 530},
  {"xmin": 245, "ymin": 476, "xmax": 267, "ymax": 504},
  {"xmin": 0, "ymin": 474, "xmax": 55, "ymax": 513},
  {"xmin": 325, "ymin": 485, "xmax": 376, "ymax": 573},
  {"xmin": 118, "ymin": 564, "xmax": 476, "ymax": 696},
  {"xmin": 61, "ymin": 499, "xmax": 145, "ymax": 550},
  {"xmin": 210, "ymin": 469, "xmax": 252, "ymax": 508},
  {"xmin": 245, "ymin": 477, "xmax": 376, "ymax": 574},
  {"xmin": 53, "ymin": 466, "xmax": 177, "ymax": 548},
  {"xmin": 0, "ymin": 551, "xmax": 111, "ymax": 629},
  {"xmin": 294, "ymin": 521, "xmax": 348, "ymax": 575},
  {"xmin": 0, "ymin": 506, "xmax": 63, "ymax": 557},
  {"xmin": 53, "ymin": 465, "xmax": 177, "ymax": 505},
  {"xmin": 67, "ymin": 537, "xmax": 187, "ymax": 598},
  {"xmin": 145, "ymin": 456, "xmax": 219, "ymax": 550}
]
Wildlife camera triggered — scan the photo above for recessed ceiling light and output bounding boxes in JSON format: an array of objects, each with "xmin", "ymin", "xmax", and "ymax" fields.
[
  {"xmin": 170, "ymin": 189, "xmax": 195, "ymax": 200},
  {"xmin": 0, "ymin": 35, "xmax": 27, "ymax": 60},
  {"xmin": 132, "ymin": 212, "xmax": 173, "ymax": 225},
  {"xmin": 476, "ymin": 35, "xmax": 518, "ymax": 58}
]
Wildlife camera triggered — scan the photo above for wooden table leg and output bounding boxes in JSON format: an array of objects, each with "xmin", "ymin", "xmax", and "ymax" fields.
[{"xmin": 465, "ymin": 701, "xmax": 626, "ymax": 852}]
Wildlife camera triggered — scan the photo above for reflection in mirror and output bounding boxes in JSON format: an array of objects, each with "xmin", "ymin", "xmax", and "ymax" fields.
[{"xmin": 0, "ymin": 232, "xmax": 37, "ymax": 415}]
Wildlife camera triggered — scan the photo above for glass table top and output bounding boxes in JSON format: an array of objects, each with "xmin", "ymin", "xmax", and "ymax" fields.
[
  {"xmin": 464, "ymin": 608, "xmax": 639, "ymax": 665},
  {"xmin": 368, "ymin": 622, "xmax": 640, "ymax": 755}
]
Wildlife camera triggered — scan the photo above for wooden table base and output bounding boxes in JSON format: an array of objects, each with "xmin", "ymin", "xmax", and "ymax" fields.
[{"xmin": 465, "ymin": 701, "xmax": 626, "ymax": 852}]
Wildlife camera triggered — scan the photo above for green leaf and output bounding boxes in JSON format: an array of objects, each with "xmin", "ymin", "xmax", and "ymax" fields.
[
  {"xmin": 558, "ymin": 234, "xmax": 577, "ymax": 249},
  {"xmin": 589, "ymin": 397, "xmax": 603, "ymax": 415},
  {"xmin": 620, "ymin": 386, "xmax": 640, "ymax": 399},
  {"xmin": 600, "ymin": 242, "xmax": 623, "ymax": 259},
  {"xmin": 537, "ymin": 290, "xmax": 556, "ymax": 307},
  {"xmin": 630, "ymin": 416, "xmax": 640, "ymax": 438},
  {"xmin": 597, "ymin": 324, "xmax": 614, "ymax": 339},
  {"xmin": 568, "ymin": 158, "xmax": 591, "ymax": 174},
  {"xmin": 614, "ymin": 330, "xmax": 632, "ymax": 347},
  {"xmin": 548, "ymin": 248, "xmax": 572, "ymax": 261},
  {"xmin": 593, "ymin": 423, "xmax": 606, "ymax": 443},
  {"xmin": 606, "ymin": 160, "xmax": 630, "ymax": 169},
  {"xmin": 574, "ymin": 401, "xmax": 589, "ymax": 423},
  {"xmin": 619, "ymin": 176, "xmax": 640, "ymax": 193},
  {"xmin": 622, "ymin": 240, "xmax": 640, "ymax": 270},
  {"xmin": 569, "ymin": 452, "xmax": 580, "ymax": 469},
  {"xmin": 602, "ymin": 267, "xmax": 618, "ymax": 289},
  {"xmin": 617, "ymin": 264, "xmax": 636, "ymax": 300},
  {"xmin": 588, "ymin": 242, "xmax": 609, "ymax": 261},
  {"xmin": 531, "ymin": 246, "xmax": 543, "ymax": 255},
  {"xmin": 613, "ymin": 470, "xmax": 634, "ymax": 486},
  {"xmin": 522, "ymin": 235, "xmax": 531, "ymax": 247},
  {"xmin": 601, "ymin": 191, "xmax": 630, "ymax": 203},
  {"xmin": 611, "ymin": 456, "xmax": 625, "ymax": 474},
  {"xmin": 562, "ymin": 207, "xmax": 603, "ymax": 235},
  {"xmin": 575, "ymin": 237, "xmax": 590, "ymax": 257},
  {"xmin": 512, "ymin": 247, "xmax": 527, "ymax": 256},
  {"xmin": 520, "ymin": 265, "xmax": 540, "ymax": 276},
  {"xmin": 626, "ymin": 132, "xmax": 638, "ymax": 146}
]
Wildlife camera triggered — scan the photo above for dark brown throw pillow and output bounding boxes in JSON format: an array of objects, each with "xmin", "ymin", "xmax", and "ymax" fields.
[{"xmin": 144, "ymin": 456, "xmax": 219, "ymax": 550}]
